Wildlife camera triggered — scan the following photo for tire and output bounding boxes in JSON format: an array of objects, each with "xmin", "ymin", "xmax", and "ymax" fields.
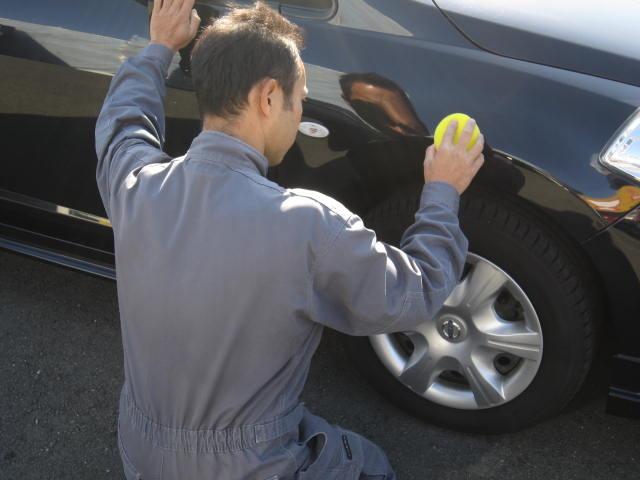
[{"xmin": 345, "ymin": 186, "xmax": 600, "ymax": 433}]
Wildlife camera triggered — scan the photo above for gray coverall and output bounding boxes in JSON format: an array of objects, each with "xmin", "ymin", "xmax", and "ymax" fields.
[{"xmin": 95, "ymin": 44, "xmax": 468, "ymax": 480}]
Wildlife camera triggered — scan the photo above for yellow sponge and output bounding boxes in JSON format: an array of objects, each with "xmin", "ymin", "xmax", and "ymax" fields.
[{"xmin": 434, "ymin": 113, "xmax": 480, "ymax": 151}]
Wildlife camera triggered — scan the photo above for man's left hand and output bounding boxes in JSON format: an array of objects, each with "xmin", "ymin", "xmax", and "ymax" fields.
[{"xmin": 150, "ymin": 0, "xmax": 201, "ymax": 53}]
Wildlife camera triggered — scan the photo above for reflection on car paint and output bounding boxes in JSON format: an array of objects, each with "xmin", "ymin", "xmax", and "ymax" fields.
[
  {"xmin": 340, "ymin": 72, "xmax": 430, "ymax": 137},
  {"xmin": 580, "ymin": 186, "xmax": 640, "ymax": 223},
  {"xmin": 0, "ymin": 17, "xmax": 149, "ymax": 76},
  {"xmin": 0, "ymin": 189, "xmax": 111, "ymax": 227}
]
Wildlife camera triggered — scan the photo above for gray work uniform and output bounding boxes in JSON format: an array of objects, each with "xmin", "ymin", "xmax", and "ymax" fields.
[{"xmin": 95, "ymin": 44, "xmax": 468, "ymax": 480}]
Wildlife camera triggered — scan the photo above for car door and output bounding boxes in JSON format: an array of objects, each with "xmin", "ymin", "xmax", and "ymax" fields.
[
  {"xmin": 0, "ymin": 0, "xmax": 455, "ymax": 272},
  {"xmin": 0, "ymin": 0, "xmax": 202, "ymax": 272}
]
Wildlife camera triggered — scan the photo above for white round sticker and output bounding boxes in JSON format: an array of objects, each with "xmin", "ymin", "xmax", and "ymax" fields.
[{"xmin": 298, "ymin": 122, "xmax": 329, "ymax": 138}]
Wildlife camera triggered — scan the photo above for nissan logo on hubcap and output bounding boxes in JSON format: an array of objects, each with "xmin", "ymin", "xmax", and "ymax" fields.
[{"xmin": 441, "ymin": 319, "xmax": 462, "ymax": 341}]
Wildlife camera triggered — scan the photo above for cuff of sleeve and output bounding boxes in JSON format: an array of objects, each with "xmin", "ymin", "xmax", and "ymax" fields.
[
  {"xmin": 420, "ymin": 181, "xmax": 460, "ymax": 212},
  {"xmin": 140, "ymin": 43, "xmax": 175, "ymax": 72}
]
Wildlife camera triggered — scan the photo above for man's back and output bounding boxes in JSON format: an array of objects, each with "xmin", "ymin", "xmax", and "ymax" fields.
[{"xmin": 111, "ymin": 129, "xmax": 348, "ymax": 429}]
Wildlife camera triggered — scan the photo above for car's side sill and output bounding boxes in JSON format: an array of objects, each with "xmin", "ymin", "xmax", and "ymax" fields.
[
  {"xmin": 606, "ymin": 354, "xmax": 640, "ymax": 419},
  {"xmin": 0, "ymin": 236, "xmax": 115, "ymax": 280}
]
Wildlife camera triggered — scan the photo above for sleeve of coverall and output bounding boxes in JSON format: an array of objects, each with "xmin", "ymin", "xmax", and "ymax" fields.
[
  {"xmin": 94, "ymin": 43, "xmax": 175, "ymax": 219},
  {"xmin": 310, "ymin": 181, "xmax": 469, "ymax": 336}
]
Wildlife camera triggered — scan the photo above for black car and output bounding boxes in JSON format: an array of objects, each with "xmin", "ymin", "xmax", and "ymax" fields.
[{"xmin": 1, "ymin": 0, "xmax": 639, "ymax": 433}]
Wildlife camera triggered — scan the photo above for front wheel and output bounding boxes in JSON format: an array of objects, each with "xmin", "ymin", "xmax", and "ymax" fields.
[{"xmin": 345, "ymin": 188, "xmax": 600, "ymax": 433}]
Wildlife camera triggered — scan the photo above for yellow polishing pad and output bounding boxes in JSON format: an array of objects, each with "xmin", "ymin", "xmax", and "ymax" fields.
[{"xmin": 434, "ymin": 113, "xmax": 481, "ymax": 151}]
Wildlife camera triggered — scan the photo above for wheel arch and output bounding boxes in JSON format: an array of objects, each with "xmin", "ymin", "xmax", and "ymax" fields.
[
  {"xmin": 342, "ymin": 138, "xmax": 609, "ymax": 326},
  {"xmin": 340, "ymin": 137, "xmax": 607, "ymax": 241}
]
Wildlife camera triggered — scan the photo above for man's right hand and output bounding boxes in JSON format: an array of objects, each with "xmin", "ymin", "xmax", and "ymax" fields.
[
  {"xmin": 150, "ymin": 0, "xmax": 201, "ymax": 53},
  {"xmin": 423, "ymin": 119, "xmax": 485, "ymax": 194}
]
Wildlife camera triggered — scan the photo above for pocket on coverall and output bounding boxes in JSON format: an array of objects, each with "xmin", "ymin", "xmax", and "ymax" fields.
[
  {"xmin": 295, "ymin": 429, "xmax": 388, "ymax": 479},
  {"xmin": 297, "ymin": 430, "xmax": 353, "ymax": 479},
  {"xmin": 283, "ymin": 411, "xmax": 391, "ymax": 480}
]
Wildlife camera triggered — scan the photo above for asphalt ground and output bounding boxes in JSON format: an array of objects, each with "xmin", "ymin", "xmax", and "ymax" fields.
[{"xmin": 1, "ymin": 249, "xmax": 638, "ymax": 480}]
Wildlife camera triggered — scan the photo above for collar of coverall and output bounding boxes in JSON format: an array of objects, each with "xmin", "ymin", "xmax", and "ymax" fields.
[{"xmin": 187, "ymin": 130, "xmax": 269, "ymax": 177}]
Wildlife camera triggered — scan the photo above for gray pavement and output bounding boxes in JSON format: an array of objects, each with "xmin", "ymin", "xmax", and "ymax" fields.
[{"xmin": 0, "ymin": 249, "xmax": 638, "ymax": 480}]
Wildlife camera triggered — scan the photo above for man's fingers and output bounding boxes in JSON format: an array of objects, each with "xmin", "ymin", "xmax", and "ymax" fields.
[
  {"xmin": 442, "ymin": 120, "xmax": 458, "ymax": 148},
  {"xmin": 168, "ymin": 0, "xmax": 185, "ymax": 14},
  {"xmin": 471, "ymin": 154, "xmax": 485, "ymax": 174},
  {"xmin": 181, "ymin": 0, "xmax": 197, "ymax": 14},
  {"xmin": 424, "ymin": 144, "xmax": 435, "ymax": 164},
  {"xmin": 458, "ymin": 118, "xmax": 476, "ymax": 148},
  {"xmin": 152, "ymin": 0, "xmax": 162, "ymax": 14},
  {"xmin": 468, "ymin": 133, "xmax": 484, "ymax": 158},
  {"xmin": 190, "ymin": 8, "xmax": 201, "ymax": 35}
]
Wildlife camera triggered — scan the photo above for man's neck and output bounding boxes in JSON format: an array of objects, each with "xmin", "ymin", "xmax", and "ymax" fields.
[{"xmin": 202, "ymin": 115, "xmax": 265, "ymax": 157}]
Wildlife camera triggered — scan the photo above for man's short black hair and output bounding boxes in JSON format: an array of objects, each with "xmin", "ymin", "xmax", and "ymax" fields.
[{"xmin": 190, "ymin": 1, "xmax": 304, "ymax": 118}]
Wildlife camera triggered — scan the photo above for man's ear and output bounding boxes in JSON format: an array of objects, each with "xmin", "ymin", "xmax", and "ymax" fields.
[{"xmin": 257, "ymin": 78, "xmax": 279, "ymax": 117}]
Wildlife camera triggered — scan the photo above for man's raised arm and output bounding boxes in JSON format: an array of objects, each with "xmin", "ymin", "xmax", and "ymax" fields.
[
  {"xmin": 309, "ymin": 120, "xmax": 485, "ymax": 336},
  {"xmin": 94, "ymin": 0, "xmax": 200, "ymax": 218}
]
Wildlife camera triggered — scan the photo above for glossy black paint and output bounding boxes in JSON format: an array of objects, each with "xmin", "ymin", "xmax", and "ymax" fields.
[
  {"xmin": 434, "ymin": 0, "xmax": 640, "ymax": 88},
  {"xmin": 606, "ymin": 355, "xmax": 640, "ymax": 419},
  {"xmin": 1, "ymin": 1, "xmax": 639, "ymax": 416},
  {"xmin": 584, "ymin": 205, "xmax": 640, "ymax": 415}
]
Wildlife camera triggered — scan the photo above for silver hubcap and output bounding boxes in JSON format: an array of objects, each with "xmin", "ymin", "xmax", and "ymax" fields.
[{"xmin": 370, "ymin": 253, "xmax": 543, "ymax": 410}]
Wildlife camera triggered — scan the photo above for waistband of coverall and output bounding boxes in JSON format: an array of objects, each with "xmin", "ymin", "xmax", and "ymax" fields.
[{"xmin": 121, "ymin": 385, "xmax": 305, "ymax": 454}]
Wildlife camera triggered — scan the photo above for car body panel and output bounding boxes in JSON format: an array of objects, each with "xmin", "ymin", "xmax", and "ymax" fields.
[
  {"xmin": 584, "ymin": 206, "xmax": 640, "ymax": 417},
  {"xmin": 434, "ymin": 0, "xmax": 640, "ymax": 87}
]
